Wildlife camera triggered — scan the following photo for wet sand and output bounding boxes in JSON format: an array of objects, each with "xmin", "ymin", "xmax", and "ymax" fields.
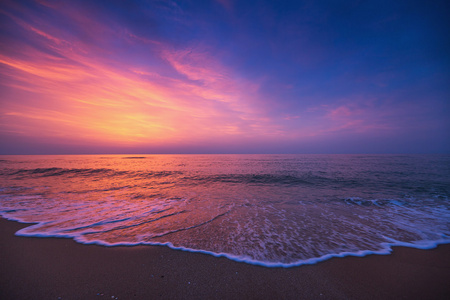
[{"xmin": 1, "ymin": 218, "xmax": 449, "ymax": 300}]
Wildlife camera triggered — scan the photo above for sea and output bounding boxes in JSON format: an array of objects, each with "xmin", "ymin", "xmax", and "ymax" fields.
[{"xmin": 0, "ymin": 154, "xmax": 449, "ymax": 267}]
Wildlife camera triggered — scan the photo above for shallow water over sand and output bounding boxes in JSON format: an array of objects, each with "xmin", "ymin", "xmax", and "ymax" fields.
[{"xmin": 0, "ymin": 154, "xmax": 449, "ymax": 266}]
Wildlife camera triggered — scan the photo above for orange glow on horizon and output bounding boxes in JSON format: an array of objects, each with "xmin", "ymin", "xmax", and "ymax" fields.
[{"xmin": 2, "ymin": 0, "xmax": 437, "ymax": 154}]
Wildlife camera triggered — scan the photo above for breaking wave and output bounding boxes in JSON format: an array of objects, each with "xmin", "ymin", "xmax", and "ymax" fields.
[{"xmin": 0, "ymin": 154, "xmax": 449, "ymax": 267}]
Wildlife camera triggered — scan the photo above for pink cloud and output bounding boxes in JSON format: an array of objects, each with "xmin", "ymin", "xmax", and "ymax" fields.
[
  {"xmin": 0, "ymin": 9, "xmax": 282, "ymax": 149},
  {"xmin": 283, "ymin": 115, "xmax": 301, "ymax": 120},
  {"xmin": 321, "ymin": 99, "xmax": 397, "ymax": 134}
]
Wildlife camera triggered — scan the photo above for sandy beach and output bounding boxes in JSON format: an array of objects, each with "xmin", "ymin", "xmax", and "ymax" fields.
[{"xmin": 1, "ymin": 217, "xmax": 449, "ymax": 300}]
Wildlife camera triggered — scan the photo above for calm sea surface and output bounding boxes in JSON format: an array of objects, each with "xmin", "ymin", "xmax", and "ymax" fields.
[{"xmin": 0, "ymin": 154, "xmax": 449, "ymax": 266}]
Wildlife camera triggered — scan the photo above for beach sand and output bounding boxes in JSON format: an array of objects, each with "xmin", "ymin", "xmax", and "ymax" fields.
[{"xmin": 1, "ymin": 218, "xmax": 449, "ymax": 300}]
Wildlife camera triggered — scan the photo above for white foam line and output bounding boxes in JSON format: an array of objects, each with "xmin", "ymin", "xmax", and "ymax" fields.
[
  {"xmin": 2, "ymin": 212, "xmax": 449, "ymax": 269},
  {"xmin": 69, "ymin": 237, "xmax": 450, "ymax": 268}
]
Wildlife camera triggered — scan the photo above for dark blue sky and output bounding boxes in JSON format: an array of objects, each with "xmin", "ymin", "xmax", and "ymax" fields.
[{"xmin": 0, "ymin": 0, "xmax": 449, "ymax": 154}]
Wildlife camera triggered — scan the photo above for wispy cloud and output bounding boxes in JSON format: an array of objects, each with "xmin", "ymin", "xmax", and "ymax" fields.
[
  {"xmin": 1, "ymin": 0, "xmax": 448, "ymax": 153},
  {"xmin": 0, "ymin": 2, "xmax": 280, "ymax": 149}
]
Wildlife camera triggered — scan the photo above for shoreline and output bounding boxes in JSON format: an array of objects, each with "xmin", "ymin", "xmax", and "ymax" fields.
[
  {"xmin": 8, "ymin": 215, "xmax": 450, "ymax": 269},
  {"xmin": 1, "ymin": 218, "xmax": 449, "ymax": 299}
]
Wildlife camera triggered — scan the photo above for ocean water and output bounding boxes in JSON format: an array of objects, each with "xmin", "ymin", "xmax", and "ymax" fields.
[{"xmin": 0, "ymin": 154, "xmax": 449, "ymax": 267}]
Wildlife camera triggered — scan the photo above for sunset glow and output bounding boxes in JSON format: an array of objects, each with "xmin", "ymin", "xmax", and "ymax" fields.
[{"xmin": 1, "ymin": 0, "xmax": 448, "ymax": 154}]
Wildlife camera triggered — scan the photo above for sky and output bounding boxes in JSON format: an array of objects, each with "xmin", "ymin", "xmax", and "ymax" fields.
[{"xmin": 0, "ymin": 0, "xmax": 449, "ymax": 154}]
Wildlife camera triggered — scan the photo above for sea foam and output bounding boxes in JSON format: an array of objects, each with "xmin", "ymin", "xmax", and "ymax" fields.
[{"xmin": 0, "ymin": 154, "xmax": 449, "ymax": 267}]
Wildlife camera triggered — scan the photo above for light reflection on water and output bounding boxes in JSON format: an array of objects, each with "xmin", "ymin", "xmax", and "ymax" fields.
[{"xmin": 0, "ymin": 154, "xmax": 449, "ymax": 266}]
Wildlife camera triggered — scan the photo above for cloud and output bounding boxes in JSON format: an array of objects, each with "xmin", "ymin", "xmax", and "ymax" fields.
[
  {"xmin": 1, "ymin": 0, "xmax": 448, "ymax": 153},
  {"xmin": 0, "ymin": 2, "xmax": 281, "ymax": 150}
]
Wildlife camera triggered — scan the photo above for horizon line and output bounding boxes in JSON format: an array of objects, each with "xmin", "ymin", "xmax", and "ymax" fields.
[{"xmin": 1, "ymin": 152, "xmax": 448, "ymax": 156}]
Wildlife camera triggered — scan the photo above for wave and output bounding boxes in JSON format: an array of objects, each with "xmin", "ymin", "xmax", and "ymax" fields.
[
  {"xmin": 342, "ymin": 197, "xmax": 410, "ymax": 207},
  {"xmin": 183, "ymin": 173, "xmax": 368, "ymax": 188},
  {"xmin": 135, "ymin": 239, "xmax": 450, "ymax": 268},
  {"xmin": 186, "ymin": 173, "xmax": 321, "ymax": 186},
  {"xmin": 1, "ymin": 168, "xmax": 430, "ymax": 192},
  {"xmin": 1, "ymin": 154, "xmax": 449, "ymax": 268},
  {"xmin": 1, "ymin": 212, "xmax": 448, "ymax": 268},
  {"xmin": 1, "ymin": 190, "xmax": 449, "ymax": 268},
  {"xmin": 2, "ymin": 168, "xmax": 332, "ymax": 186},
  {"xmin": 3, "ymin": 167, "xmax": 186, "ymax": 179},
  {"xmin": 8, "ymin": 168, "xmax": 118, "ymax": 177},
  {"xmin": 143, "ymin": 171, "xmax": 183, "ymax": 177}
]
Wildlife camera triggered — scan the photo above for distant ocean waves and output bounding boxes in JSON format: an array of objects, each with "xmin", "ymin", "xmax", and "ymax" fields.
[
  {"xmin": 0, "ymin": 154, "xmax": 449, "ymax": 267},
  {"xmin": 2, "ymin": 167, "xmax": 177, "ymax": 178},
  {"xmin": 1, "ymin": 166, "xmax": 446, "ymax": 191}
]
